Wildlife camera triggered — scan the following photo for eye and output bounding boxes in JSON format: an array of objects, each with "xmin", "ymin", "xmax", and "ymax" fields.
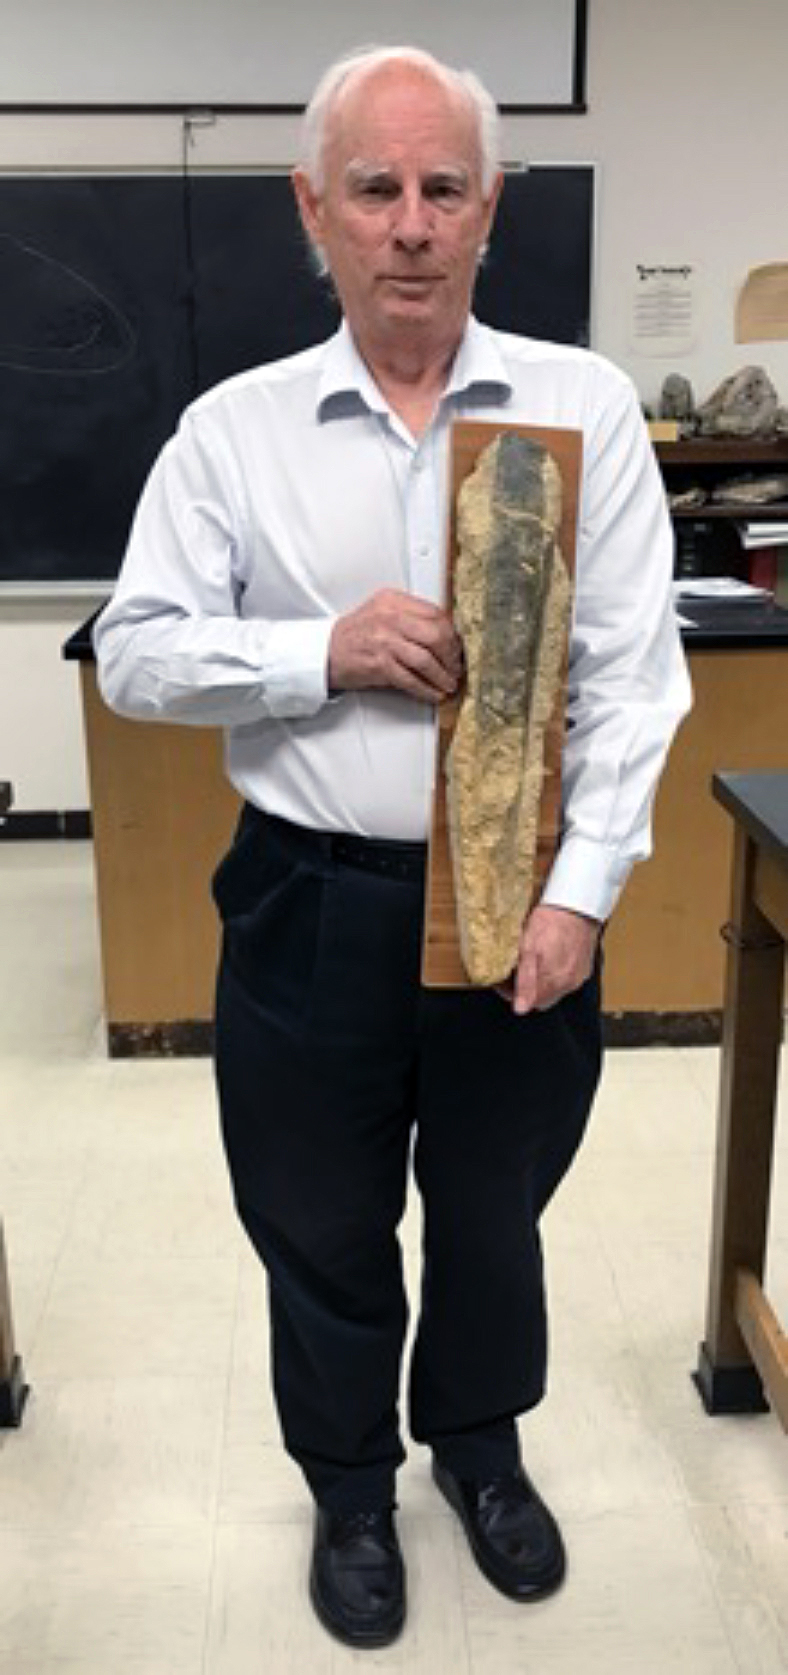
[
  {"xmin": 425, "ymin": 177, "xmax": 467, "ymax": 204},
  {"xmin": 359, "ymin": 179, "xmax": 399, "ymax": 200}
]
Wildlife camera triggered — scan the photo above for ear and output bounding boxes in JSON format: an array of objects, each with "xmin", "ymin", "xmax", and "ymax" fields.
[
  {"xmin": 291, "ymin": 167, "xmax": 325, "ymax": 252},
  {"xmin": 482, "ymin": 170, "xmax": 505, "ymax": 241}
]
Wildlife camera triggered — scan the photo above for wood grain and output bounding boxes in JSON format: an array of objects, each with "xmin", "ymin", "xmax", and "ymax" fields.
[
  {"xmin": 422, "ymin": 420, "xmax": 581, "ymax": 987},
  {"xmin": 81, "ymin": 665, "xmax": 240, "ymax": 1027}
]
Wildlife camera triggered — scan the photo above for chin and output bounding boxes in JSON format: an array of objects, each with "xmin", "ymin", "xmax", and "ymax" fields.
[{"xmin": 382, "ymin": 299, "xmax": 436, "ymax": 325}]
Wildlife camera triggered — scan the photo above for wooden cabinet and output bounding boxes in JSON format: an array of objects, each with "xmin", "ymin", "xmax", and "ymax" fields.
[
  {"xmin": 603, "ymin": 643, "xmax": 788, "ymax": 1037},
  {"xmin": 79, "ymin": 663, "xmax": 239, "ymax": 1054},
  {"xmin": 75, "ymin": 640, "xmax": 788, "ymax": 1053}
]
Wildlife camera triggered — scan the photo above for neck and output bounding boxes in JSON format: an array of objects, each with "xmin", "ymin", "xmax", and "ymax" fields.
[{"xmin": 352, "ymin": 321, "xmax": 466, "ymax": 437}]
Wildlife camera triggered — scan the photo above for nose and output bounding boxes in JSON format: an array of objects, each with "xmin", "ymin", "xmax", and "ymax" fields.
[{"xmin": 392, "ymin": 186, "xmax": 433, "ymax": 251}]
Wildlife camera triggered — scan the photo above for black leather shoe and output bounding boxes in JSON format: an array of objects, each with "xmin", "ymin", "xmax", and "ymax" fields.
[
  {"xmin": 433, "ymin": 1461, "xmax": 566, "ymax": 1601},
  {"xmin": 309, "ymin": 1507, "xmax": 405, "ymax": 1648}
]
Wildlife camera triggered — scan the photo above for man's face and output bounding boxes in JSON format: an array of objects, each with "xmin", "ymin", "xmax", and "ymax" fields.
[{"xmin": 293, "ymin": 64, "xmax": 502, "ymax": 355}]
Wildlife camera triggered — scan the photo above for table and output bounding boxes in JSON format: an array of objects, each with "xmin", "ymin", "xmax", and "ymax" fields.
[
  {"xmin": 694, "ymin": 771, "xmax": 788, "ymax": 1429},
  {"xmin": 0, "ymin": 779, "xmax": 29, "ymax": 1426}
]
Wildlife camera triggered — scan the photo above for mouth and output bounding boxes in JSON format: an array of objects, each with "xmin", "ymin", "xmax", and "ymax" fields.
[{"xmin": 383, "ymin": 274, "xmax": 443, "ymax": 292}]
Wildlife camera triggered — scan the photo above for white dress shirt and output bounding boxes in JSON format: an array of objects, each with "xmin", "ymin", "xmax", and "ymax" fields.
[{"xmin": 94, "ymin": 317, "xmax": 691, "ymax": 923}]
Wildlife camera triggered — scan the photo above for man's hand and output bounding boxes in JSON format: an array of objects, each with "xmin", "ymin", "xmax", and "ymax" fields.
[
  {"xmin": 497, "ymin": 903, "xmax": 601, "ymax": 1015},
  {"xmin": 328, "ymin": 589, "xmax": 464, "ymax": 703}
]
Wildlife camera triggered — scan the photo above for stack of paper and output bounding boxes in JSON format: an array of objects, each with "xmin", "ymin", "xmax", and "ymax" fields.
[
  {"xmin": 673, "ymin": 577, "xmax": 772, "ymax": 602},
  {"xmin": 738, "ymin": 521, "xmax": 788, "ymax": 550}
]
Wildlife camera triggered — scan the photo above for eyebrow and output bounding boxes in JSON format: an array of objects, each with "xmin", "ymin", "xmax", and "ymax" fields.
[{"xmin": 344, "ymin": 161, "xmax": 471, "ymax": 189}]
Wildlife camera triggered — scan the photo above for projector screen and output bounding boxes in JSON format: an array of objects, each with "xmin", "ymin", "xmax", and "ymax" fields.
[{"xmin": 0, "ymin": 0, "xmax": 587, "ymax": 110}]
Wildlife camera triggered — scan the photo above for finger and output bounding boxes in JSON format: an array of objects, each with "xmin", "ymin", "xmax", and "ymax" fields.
[
  {"xmin": 535, "ymin": 980, "xmax": 564, "ymax": 1012},
  {"xmin": 378, "ymin": 589, "xmax": 446, "ymax": 620},
  {"xmin": 377, "ymin": 593, "xmax": 458, "ymax": 645},
  {"xmin": 396, "ymin": 622, "xmax": 464, "ymax": 679},
  {"xmin": 382, "ymin": 593, "xmax": 461, "ymax": 643},
  {"xmin": 512, "ymin": 946, "xmax": 539, "ymax": 1015},
  {"xmin": 392, "ymin": 643, "xmax": 461, "ymax": 696},
  {"xmin": 387, "ymin": 655, "xmax": 454, "ymax": 703}
]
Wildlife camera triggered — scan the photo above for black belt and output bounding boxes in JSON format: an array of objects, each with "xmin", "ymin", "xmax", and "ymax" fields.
[
  {"xmin": 245, "ymin": 805, "xmax": 427, "ymax": 884},
  {"xmin": 330, "ymin": 830, "xmax": 426, "ymax": 882}
]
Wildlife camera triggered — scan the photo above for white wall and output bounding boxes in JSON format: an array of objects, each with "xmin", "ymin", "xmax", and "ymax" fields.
[
  {"xmin": 2, "ymin": 0, "xmax": 787, "ymax": 808},
  {"xmin": 0, "ymin": 595, "xmax": 105, "ymax": 808}
]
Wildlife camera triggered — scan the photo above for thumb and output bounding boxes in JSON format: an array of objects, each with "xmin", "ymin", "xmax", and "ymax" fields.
[{"xmin": 513, "ymin": 943, "xmax": 539, "ymax": 1015}]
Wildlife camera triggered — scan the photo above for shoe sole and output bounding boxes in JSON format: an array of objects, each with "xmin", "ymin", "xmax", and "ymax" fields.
[
  {"xmin": 309, "ymin": 1560, "xmax": 405, "ymax": 1649},
  {"xmin": 433, "ymin": 1463, "xmax": 566, "ymax": 1602}
]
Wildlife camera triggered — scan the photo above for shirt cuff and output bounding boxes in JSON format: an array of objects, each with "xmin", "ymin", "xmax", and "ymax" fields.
[
  {"xmin": 261, "ymin": 617, "xmax": 335, "ymax": 718},
  {"xmin": 539, "ymin": 832, "xmax": 636, "ymax": 924}
]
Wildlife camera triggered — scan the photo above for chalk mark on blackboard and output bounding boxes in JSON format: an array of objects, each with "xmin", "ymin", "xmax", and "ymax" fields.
[{"xmin": 0, "ymin": 234, "xmax": 136, "ymax": 375}]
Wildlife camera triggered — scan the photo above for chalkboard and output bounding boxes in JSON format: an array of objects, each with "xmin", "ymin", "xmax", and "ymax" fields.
[{"xmin": 0, "ymin": 167, "xmax": 593, "ymax": 584}]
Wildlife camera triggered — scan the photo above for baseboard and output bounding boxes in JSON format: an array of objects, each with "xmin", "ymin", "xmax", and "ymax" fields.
[
  {"xmin": 0, "ymin": 810, "xmax": 92, "ymax": 840},
  {"xmin": 108, "ymin": 1020, "xmax": 214, "ymax": 1058},
  {"xmin": 104, "ymin": 1011, "xmax": 728, "ymax": 1059},
  {"xmin": 602, "ymin": 1010, "xmax": 723, "ymax": 1047}
]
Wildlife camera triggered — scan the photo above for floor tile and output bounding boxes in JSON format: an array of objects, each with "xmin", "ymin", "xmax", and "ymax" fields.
[
  {"xmin": 0, "ymin": 1376, "xmax": 225, "ymax": 1532},
  {"xmin": 205, "ymin": 1514, "xmax": 469, "ymax": 1674},
  {"xmin": 659, "ymin": 1408, "xmax": 788, "ymax": 1510},
  {"xmin": 29, "ymin": 1256, "xmax": 239, "ymax": 1379},
  {"xmin": 0, "ymin": 1526, "xmax": 212, "ymax": 1669},
  {"xmin": 462, "ymin": 1505, "xmax": 740, "ymax": 1675},
  {"xmin": 690, "ymin": 1501, "xmax": 788, "ymax": 1674},
  {"xmin": 586, "ymin": 1060, "xmax": 715, "ymax": 1155}
]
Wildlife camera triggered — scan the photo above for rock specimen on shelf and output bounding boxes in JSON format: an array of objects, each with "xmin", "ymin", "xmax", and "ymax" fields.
[
  {"xmin": 696, "ymin": 365, "xmax": 779, "ymax": 437},
  {"xmin": 446, "ymin": 433, "xmax": 570, "ymax": 987},
  {"xmin": 710, "ymin": 473, "xmax": 788, "ymax": 506},
  {"xmin": 668, "ymin": 486, "xmax": 708, "ymax": 510},
  {"xmin": 660, "ymin": 373, "xmax": 696, "ymax": 431}
]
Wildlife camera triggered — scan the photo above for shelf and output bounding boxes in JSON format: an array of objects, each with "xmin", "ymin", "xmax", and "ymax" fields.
[
  {"xmin": 671, "ymin": 503, "xmax": 788, "ymax": 521},
  {"xmin": 656, "ymin": 440, "xmax": 788, "ymax": 466}
]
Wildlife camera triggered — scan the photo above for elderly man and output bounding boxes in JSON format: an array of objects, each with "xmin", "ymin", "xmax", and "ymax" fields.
[{"xmin": 95, "ymin": 44, "xmax": 690, "ymax": 1650}]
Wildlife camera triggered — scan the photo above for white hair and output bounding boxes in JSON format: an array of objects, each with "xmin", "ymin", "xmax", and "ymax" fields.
[{"xmin": 299, "ymin": 44, "xmax": 501, "ymax": 198}]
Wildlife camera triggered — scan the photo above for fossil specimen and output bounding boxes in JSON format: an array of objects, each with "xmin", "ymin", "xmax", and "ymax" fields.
[
  {"xmin": 710, "ymin": 473, "xmax": 788, "ymax": 505},
  {"xmin": 446, "ymin": 433, "xmax": 570, "ymax": 986}
]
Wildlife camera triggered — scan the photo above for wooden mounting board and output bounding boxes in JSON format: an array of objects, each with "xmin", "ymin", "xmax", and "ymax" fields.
[{"xmin": 421, "ymin": 420, "xmax": 582, "ymax": 987}]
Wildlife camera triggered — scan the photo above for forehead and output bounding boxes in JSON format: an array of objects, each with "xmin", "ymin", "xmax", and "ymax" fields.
[{"xmin": 326, "ymin": 64, "xmax": 481, "ymax": 176}]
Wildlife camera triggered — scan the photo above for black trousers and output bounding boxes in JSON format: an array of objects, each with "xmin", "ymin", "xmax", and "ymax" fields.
[{"xmin": 213, "ymin": 805, "xmax": 602, "ymax": 1512}]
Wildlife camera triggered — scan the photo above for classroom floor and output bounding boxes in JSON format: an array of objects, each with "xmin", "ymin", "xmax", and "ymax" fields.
[{"xmin": 0, "ymin": 840, "xmax": 786, "ymax": 1675}]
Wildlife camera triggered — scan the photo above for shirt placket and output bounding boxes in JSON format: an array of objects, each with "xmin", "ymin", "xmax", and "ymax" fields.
[
  {"xmin": 402, "ymin": 423, "xmax": 446, "ymax": 815},
  {"xmin": 403, "ymin": 428, "xmax": 442, "ymax": 604}
]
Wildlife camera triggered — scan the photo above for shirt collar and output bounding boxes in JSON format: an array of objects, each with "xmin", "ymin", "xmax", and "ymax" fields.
[
  {"xmin": 443, "ymin": 316, "xmax": 513, "ymax": 405},
  {"xmin": 316, "ymin": 323, "xmax": 388, "ymax": 420},
  {"xmin": 316, "ymin": 316, "xmax": 513, "ymax": 421}
]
